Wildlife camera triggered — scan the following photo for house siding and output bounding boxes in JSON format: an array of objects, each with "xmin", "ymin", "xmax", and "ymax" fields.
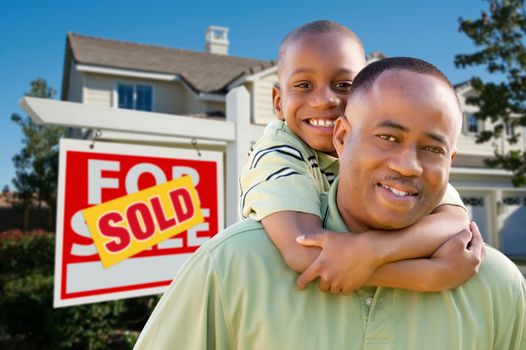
[
  {"xmin": 84, "ymin": 73, "xmax": 113, "ymax": 107},
  {"xmin": 155, "ymin": 80, "xmax": 187, "ymax": 115},
  {"xmin": 67, "ymin": 62, "xmax": 83, "ymax": 103},
  {"xmin": 185, "ymin": 90, "xmax": 208, "ymax": 115},
  {"xmin": 457, "ymin": 90, "xmax": 525, "ymax": 156},
  {"xmin": 251, "ymin": 72, "xmax": 277, "ymax": 125},
  {"xmin": 83, "ymin": 73, "xmax": 192, "ymax": 115}
]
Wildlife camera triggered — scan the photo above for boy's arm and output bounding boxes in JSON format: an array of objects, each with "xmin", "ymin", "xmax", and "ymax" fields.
[
  {"xmin": 371, "ymin": 204, "xmax": 470, "ymax": 264},
  {"xmin": 261, "ymin": 212, "xmax": 323, "ymax": 272},
  {"xmin": 365, "ymin": 222, "xmax": 485, "ymax": 291},
  {"xmin": 263, "ymin": 211, "xmax": 385, "ymax": 294},
  {"xmin": 296, "ymin": 204, "xmax": 472, "ymax": 293}
]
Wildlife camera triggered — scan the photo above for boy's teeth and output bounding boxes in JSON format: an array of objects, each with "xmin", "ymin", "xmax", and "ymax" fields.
[
  {"xmin": 380, "ymin": 184, "xmax": 412, "ymax": 197},
  {"xmin": 309, "ymin": 119, "xmax": 335, "ymax": 127}
]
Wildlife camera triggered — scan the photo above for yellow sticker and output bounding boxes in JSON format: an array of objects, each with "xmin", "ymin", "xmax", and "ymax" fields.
[{"xmin": 82, "ymin": 176, "xmax": 203, "ymax": 268}]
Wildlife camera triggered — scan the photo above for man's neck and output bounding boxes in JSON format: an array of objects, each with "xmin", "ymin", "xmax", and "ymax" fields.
[{"xmin": 324, "ymin": 177, "xmax": 370, "ymax": 234}]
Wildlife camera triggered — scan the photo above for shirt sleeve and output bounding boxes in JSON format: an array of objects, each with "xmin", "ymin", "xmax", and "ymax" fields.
[
  {"xmin": 436, "ymin": 183, "xmax": 466, "ymax": 209},
  {"xmin": 239, "ymin": 136, "xmax": 322, "ymax": 221},
  {"xmin": 134, "ymin": 249, "xmax": 232, "ymax": 350}
]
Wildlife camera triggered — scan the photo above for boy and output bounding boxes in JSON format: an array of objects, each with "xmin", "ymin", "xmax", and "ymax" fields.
[{"xmin": 239, "ymin": 20, "xmax": 481, "ymax": 294}]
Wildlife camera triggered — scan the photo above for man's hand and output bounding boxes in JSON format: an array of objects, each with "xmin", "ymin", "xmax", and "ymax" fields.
[
  {"xmin": 295, "ymin": 231, "xmax": 380, "ymax": 295},
  {"xmin": 427, "ymin": 221, "xmax": 486, "ymax": 290}
]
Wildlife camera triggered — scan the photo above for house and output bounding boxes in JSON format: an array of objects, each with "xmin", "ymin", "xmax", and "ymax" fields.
[
  {"xmin": 60, "ymin": 27, "xmax": 526, "ymax": 268},
  {"xmin": 62, "ymin": 27, "xmax": 277, "ymax": 129}
]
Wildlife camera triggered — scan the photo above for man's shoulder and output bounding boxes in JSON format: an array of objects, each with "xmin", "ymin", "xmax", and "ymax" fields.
[
  {"xmin": 476, "ymin": 245, "xmax": 525, "ymax": 296},
  {"xmin": 198, "ymin": 219, "xmax": 274, "ymax": 256},
  {"xmin": 194, "ymin": 219, "xmax": 286, "ymax": 278}
]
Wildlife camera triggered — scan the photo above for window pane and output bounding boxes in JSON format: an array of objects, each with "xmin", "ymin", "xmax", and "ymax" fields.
[
  {"xmin": 467, "ymin": 113, "xmax": 478, "ymax": 133},
  {"xmin": 118, "ymin": 84, "xmax": 134, "ymax": 110},
  {"xmin": 136, "ymin": 85, "xmax": 153, "ymax": 111}
]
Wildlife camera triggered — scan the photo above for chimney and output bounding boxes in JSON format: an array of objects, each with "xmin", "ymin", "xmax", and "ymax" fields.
[{"xmin": 205, "ymin": 26, "xmax": 229, "ymax": 55}]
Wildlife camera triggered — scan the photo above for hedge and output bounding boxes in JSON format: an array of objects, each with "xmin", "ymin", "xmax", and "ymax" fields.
[{"xmin": 0, "ymin": 230, "xmax": 159, "ymax": 350}]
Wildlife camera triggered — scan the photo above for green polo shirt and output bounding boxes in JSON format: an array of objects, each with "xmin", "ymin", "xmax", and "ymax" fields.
[
  {"xmin": 239, "ymin": 120, "xmax": 464, "ymax": 221},
  {"xmin": 135, "ymin": 180, "xmax": 525, "ymax": 350}
]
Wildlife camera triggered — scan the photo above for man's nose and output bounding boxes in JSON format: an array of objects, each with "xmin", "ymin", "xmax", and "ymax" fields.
[
  {"xmin": 387, "ymin": 146, "xmax": 423, "ymax": 177},
  {"xmin": 310, "ymin": 87, "xmax": 341, "ymax": 109}
]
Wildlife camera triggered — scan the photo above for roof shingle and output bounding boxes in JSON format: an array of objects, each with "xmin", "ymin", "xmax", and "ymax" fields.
[{"xmin": 66, "ymin": 33, "xmax": 275, "ymax": 93}]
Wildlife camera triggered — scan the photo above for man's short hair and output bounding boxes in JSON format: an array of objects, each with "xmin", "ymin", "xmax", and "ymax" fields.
[
  {"xmin": 278, "ymin": 20, "xmax": 363, "ymax": 74},
  {"xmin": 349, "ymin": 56, "xmax": 460, "ymax": 109}
]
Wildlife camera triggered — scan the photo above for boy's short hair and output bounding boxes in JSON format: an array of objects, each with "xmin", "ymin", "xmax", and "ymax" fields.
[
  {"xmin": 348, "ymin": 56, "xmax": 461, "ymax": 110},
  {"xmin": 278, "ymin": 20, "xmax": 364, "ymax": 75}
]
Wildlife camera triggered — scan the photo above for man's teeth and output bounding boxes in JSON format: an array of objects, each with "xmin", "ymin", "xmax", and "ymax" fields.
[
  {"xmin": 309, "ymin": 119, "xmax": 335, "ymax": 127},
  {"xmin": 380, "ymin": 184, "xmax": 413, "ymax": 197}
]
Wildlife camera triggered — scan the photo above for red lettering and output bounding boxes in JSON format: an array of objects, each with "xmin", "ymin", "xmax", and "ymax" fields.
[
  {"xmin": 169, "ymin": 188, "xmax": 195, "ymax": 223},
  {"xmin": 98, "ymin": 212, "xmax": 130, "ymax": 253},
  {"xmin": 127, "ymin": 202, "xmax": 155, "ymax": 241},
  {"xmin": 150, "ymin": 196, "xmax": 176, "ymax": 231}
]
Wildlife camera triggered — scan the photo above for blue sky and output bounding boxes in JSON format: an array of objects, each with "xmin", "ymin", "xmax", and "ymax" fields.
[{"xmin": 0, "ymin": 0, "xmax": 491, "ymax": 190}]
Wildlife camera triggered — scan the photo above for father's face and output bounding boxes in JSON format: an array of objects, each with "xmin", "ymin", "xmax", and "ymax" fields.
[{"xmin": 333, "ymin": 70, "xmax": 461, "ymax": 231}]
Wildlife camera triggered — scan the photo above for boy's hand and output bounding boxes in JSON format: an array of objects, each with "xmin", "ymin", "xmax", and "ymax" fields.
[
  {"xmin": 295, "ymin": 231, "xmax": 380, "ymax": 295},
  {"xmin": 427, "ymin": 221, "xmax": 485, "ymax": 290}
]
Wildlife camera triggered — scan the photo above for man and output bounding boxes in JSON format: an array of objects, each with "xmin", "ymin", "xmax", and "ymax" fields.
[{"xmin": 135, "ymin": 57, "xmax": 525, "ymax": 350}]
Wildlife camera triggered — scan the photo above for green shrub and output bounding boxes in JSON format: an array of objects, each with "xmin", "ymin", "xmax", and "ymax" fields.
[{"xmin": 0, "ymin": 230, "xmax": 160, "ymax": 349}]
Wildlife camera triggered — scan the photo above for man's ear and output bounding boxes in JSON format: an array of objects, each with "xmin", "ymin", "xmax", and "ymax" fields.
[
  {"xmin": 333, "ymin": 116, "xmax": 351, "ymax": 157},
  {"xmin": 272, "ymin": 84, "xmax": 284, "ymax": 120}
]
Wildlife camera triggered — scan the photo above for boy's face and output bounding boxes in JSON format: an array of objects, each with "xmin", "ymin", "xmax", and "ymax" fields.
[
  {"xmin": 333, "ymin": 70, "xmax": 461, "ymax": 231},
  {"xmin": 273, "ymin": 32, "xmax": 366, "ymax": 155}
]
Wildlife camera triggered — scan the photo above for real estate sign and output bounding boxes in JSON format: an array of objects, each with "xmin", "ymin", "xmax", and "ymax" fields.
[{"xmin": 54, "ymin": 139, "xmax": 223, "ymax": 307}]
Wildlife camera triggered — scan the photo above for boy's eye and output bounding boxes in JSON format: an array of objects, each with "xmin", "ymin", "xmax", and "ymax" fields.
[
  {"xmin": 422, "ymin": 146, "xmax": 446, "ymax": 155},
  {"xmin": 334, "ymin": 81, "xmax": 353, "ymax": 91},
  {"xmin": 377, "ymin": 134, "xmax": 398, "ymax": 143},
  {"xmin": 293, "ymin": 82, "xmax": 312, "ymax": 89}
]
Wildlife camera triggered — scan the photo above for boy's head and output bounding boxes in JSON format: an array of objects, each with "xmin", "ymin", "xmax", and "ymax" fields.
[
  {"xmin": 333, "ymin": 57, "xmax": 463, "ymax": 231},
  {"xmin": 273, "ymin": 20, "xmax": 366, "ymax": 155}
]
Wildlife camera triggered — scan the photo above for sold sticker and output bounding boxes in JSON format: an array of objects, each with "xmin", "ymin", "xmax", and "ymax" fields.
[{"xmin": 83, "ymin": 176, "xmax": 203, "ymax": 268}]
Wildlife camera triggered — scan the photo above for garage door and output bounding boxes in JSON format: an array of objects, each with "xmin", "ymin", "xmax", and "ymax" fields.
[
  {"xmin": 461, "ymin": 192, "xmax": 492, "ymax": 245},
  {"xmin": 500, "ymin": 192, "xmax": 526, "ymax": 260}
]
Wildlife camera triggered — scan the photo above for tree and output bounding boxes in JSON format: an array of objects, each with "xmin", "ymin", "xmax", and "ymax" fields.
[
  {"xmin": 11, "ymin": 79, "xmax": 66, "ymax": 231},
  {"xmin": 455, "ymin": 0, "xmax": 526, "ymax": 186}
]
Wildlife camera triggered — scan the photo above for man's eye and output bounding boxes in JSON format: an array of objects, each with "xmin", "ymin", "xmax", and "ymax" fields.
[
  {"xmin": 378, "ymin": 134, "xmax": 398, "ymax": 142},
  {"xmin": 334, "ymin": 81, "xmax": 353, "ymax": 91},
  {"xmin": 423, "ymin": 146, "xmax": 446, "ymax": 155},
  {"xmin": 293, "ymin": 82, "xmax": 312, "ymax": 89}
]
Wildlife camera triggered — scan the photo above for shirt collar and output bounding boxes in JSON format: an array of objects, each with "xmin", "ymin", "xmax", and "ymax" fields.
[
  {"xmin": 321, "ymin": 177, "xmax": 349, "ymax": 233},
  {"xmin": 316, "ymin": 151, "xmax": 338, "ymax": 171}
]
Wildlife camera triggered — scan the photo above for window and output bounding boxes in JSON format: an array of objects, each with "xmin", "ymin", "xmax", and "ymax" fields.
[
  {"xmin": 505, "ymin": 121, "xmax": 516, "ymax": 138},
  {"xmin": 117, "ymin": 83, "xmax": 153, "ymax": 111},
  {"xmin": 465, "ymin": 112, "xmax": 480, "ymax": 133}
]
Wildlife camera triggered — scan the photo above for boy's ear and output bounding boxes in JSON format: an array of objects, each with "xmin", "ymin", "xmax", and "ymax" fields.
[
  {"xmin": 333, "ymin": 116, "xmax": 351, "ymax": 157},
  {"xmin": 272, "ymin": 84, "xmax": 284, "ymax": 120},
  {"xmin": 450, "ymin": 149, "xmax": 457, "ymax": 162}
]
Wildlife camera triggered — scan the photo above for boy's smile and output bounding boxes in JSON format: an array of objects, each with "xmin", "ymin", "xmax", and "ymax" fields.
[{"xmin": 273, "ymin": 32, "xmax": 366, "ymax": 155}]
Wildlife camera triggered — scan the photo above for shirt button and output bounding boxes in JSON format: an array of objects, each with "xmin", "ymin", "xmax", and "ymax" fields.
[{"xmin": 365, "ymin": 297, "xmax": 373, "ymax": 306}]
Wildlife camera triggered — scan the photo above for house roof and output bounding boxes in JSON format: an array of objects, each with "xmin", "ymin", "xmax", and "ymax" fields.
[{"xmin": 62, "ymin": 33, "xmax": 275, "ymax": 99}]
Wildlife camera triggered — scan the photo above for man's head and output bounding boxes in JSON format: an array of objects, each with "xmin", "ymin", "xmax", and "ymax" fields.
[
  {"xmin": 273, "ymin": 20, "xmax": 366, "ymax": 155},
  {"xmin": 333, "ymin": 57, "xmax": 462, "ymax": 231}
]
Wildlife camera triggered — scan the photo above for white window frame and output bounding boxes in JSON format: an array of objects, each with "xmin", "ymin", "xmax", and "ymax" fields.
[
  {"xmin": 463, "ymin": 111, "xmax": 483, "ymax": 135},
  {"xmin": 113, "ymin": 80, "xmax": 156, "ymax": 112}
]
